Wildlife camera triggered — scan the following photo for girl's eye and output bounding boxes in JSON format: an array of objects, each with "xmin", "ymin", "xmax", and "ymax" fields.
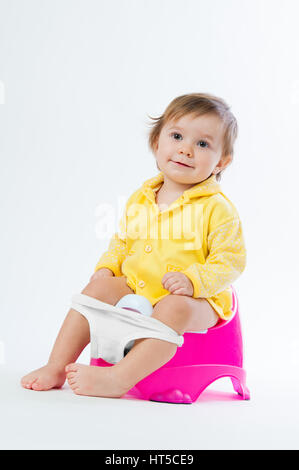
[
  {"xmin": 170, "ymin": 133, "xmax": 209, "ymax": 148},
  {"xmin": 198, "ymin": 140, "xmax": 209, "ymax": 148},
  {"xmin": 171, "ymin": 132, "xmax": 182, "ymax": 140}
]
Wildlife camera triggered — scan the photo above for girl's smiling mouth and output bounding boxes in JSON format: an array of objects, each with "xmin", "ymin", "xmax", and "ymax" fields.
[{"xmin": 171, "ymin": 160, "xmax": 193, "ymax": 168}]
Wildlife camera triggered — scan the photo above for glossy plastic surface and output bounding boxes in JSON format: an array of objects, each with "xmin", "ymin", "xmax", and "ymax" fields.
[{"xmin": 90, "ymin": 285, "xmax": 250, "ymax": 403}]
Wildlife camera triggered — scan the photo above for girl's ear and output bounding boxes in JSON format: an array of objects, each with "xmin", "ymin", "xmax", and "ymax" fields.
[{"xmin": 214, "ymin": 154, "xmax": 233, "ymax": 173}]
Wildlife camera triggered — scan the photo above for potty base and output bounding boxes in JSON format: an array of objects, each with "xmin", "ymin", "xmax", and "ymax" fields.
[{"xmin": 90, "ymin": 357, "xmax": 250, "ymax": 404}]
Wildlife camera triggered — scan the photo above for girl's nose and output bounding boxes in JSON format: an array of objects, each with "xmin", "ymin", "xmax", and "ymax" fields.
[{"xmin": 179, "ymin": 148, "xmax": 192, "ymax": 157}]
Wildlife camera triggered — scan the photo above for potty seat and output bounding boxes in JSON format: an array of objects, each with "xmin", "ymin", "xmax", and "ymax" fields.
[{"xmin": 89, "ymin": 285, "xmax": 250, "ymax": 404}]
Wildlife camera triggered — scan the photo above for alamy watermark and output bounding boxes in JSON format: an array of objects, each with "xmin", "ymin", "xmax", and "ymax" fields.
[{"xmin": 95, "ymin": 198, "xmax": 204, "ymax": 250}]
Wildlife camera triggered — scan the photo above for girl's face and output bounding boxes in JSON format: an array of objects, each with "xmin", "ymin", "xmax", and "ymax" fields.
[{"xmin": 154, "ymin": 113, "xmax": 231, "ymax": 185}]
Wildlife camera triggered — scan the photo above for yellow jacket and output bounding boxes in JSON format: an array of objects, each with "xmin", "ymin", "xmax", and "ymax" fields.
[{"xmin": 94, "ymin": 172, "xmax": 246, "ymax": 320}]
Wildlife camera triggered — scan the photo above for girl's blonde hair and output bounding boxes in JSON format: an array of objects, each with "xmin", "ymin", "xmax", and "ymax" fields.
[{"xmin": 147, "ymin": 92, "xmax": 238, "ymax": 182}]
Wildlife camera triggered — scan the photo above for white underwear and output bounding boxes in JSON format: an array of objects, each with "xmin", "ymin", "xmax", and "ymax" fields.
[{"xmin": 71, "ymin": 293, "xmax": 184, "ymax": 364}]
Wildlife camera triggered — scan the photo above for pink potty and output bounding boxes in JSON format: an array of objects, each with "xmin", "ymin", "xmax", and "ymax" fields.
[{"xmin": 91, "ymin": 285, "xmax": 250, "ymax": 404}]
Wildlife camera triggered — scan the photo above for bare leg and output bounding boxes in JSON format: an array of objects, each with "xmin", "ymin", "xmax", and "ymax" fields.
[
  {"xmin": 20, "ymin": 276, "xmax": 134, "ymax": 391},
  {"xmin": 114, "ymin": 296, "xmax": 218, "ymax": 387},
  {"xmin": 65, "ymin": 294, "xmax": 219, "ymax": 398}
]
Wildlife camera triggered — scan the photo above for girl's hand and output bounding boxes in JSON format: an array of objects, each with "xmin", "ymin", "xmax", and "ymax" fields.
[
  {"xmin": 161, "ymin": 272, "xmax": 194, "ymax": 297},
  {"xmin": 89, "ymin": 268, "xmax": 114, "ymax": 282}
]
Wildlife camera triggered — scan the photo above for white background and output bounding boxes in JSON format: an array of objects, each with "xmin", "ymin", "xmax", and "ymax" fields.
[{"xmin": 1, "ymin": 0, "xmax": 299, "ymax": 450}]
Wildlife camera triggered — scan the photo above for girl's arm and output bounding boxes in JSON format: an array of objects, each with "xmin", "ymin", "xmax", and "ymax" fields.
[
  {"xmin": 181, "ymin": 218, "xmax": 246, "ymax": 298},
  {"xmin": 93, "ymin": 232, "xmax": 128, "ymax": 277}
]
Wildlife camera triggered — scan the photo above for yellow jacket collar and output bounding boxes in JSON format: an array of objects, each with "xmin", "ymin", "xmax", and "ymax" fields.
[{"xmin": 141, "ymin": 172, "xmax": 222, "ymax": 201}]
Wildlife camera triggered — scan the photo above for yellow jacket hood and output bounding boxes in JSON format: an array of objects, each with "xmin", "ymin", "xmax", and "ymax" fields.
[
  {"xmin": 141, "ymin": 171, "xmax": 221, "ymax": 199},
  {"xmin": 140, "ymin": 172, "xmax": 223, "ymax": 203}
]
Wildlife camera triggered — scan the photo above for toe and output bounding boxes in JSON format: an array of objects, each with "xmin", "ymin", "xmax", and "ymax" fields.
[
  {"xmin": 21, "ymin": 376, "xmax": 34, "ymax": 388},
  {"xmin": 69, "ymin": 381, "xmax": 79, "ymax": 392},
  {"xmin": 66, "ymin": 372, "xmax": 76, "ymax": 380},
  {"xmin": 27, "ymin": 378, "xmax": 38, "ymax": 389},
  {"xmin": 31, "ymin": 380, "xmax": 43, "ymax": 391},
  {"xmin": 65, "ymin": 363, "xmax": 78, "ymax": 373}
]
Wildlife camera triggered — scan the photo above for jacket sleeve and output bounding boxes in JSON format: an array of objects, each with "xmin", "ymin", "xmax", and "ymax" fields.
[
  {"xmin": 181, "ymin": 218, "xmax": 247, "ymax": 298},
  {"xmin": 93, "ymin": 206, "xmax": 129, "ymax": 277}
]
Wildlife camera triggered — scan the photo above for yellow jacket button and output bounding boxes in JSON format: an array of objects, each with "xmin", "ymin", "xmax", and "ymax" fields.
[
  {"xmin": 138, "ymin": 280, "xmax": 145, "ymax": 288},
  {"xmin": 144, "ymin": 244, "xmax": 152, "ymax": 253}
]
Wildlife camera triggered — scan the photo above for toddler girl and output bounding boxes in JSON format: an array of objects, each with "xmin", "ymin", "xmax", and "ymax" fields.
[{"xmin": 21, "ymin": 93, "xmax": 246, "ymax": 398}]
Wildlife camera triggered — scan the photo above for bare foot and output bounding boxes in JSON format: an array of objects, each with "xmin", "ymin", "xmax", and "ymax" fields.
[
  {"xmin": 65, "ymin": 363, "xmax": 130, "ymax": 398},
  {"xmin": 21, "ymin": 364, "xmax": 66, "ymax": 391}
]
